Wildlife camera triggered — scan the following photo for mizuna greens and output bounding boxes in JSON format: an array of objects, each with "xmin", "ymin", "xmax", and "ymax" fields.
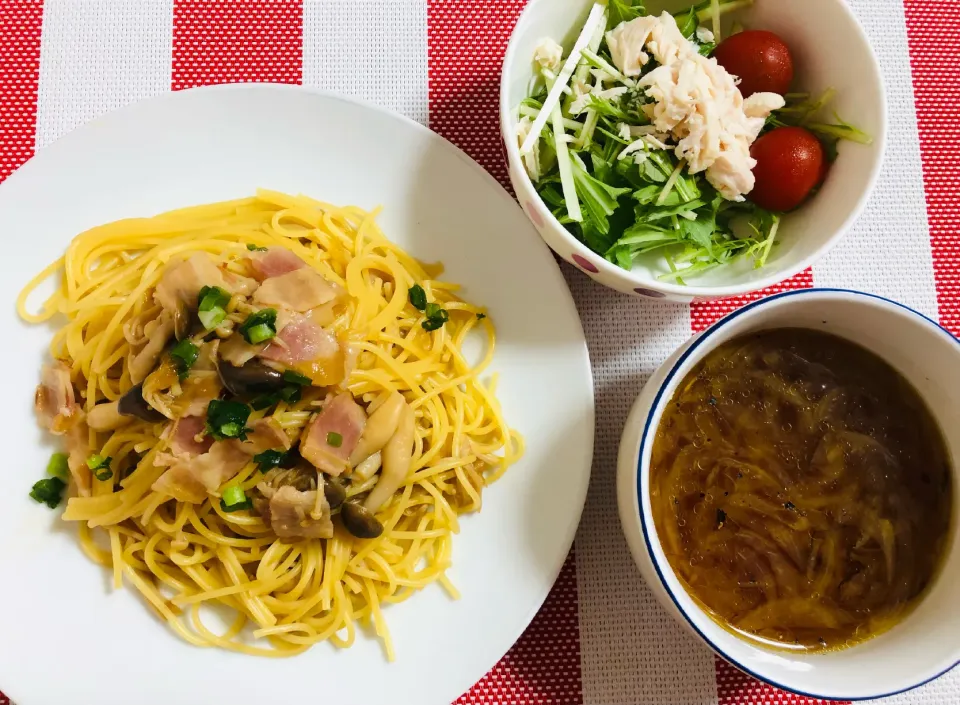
[{"xmin": 517, "ymin": 0, "xmax": 870, "ymax": 283}]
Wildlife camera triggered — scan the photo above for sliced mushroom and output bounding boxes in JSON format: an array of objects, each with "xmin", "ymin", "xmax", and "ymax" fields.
[
  {"xmin": 130, "ymin": 311, "xmax": 175, "ymax": 384},
  {"xmin": 341, "ymin": 501, "xmax": 383, "ymax": 539},
  {"xmin": 349, "ymin": 392, "xmax": 405, "ymax": 466},
  {"xmin": 323, "ymin": 476, "xmax": 347, "ymax": 510},
  {"xmin": 117, "ymin": 383, "xmax": 165, "ymax": 422},
  {"xmin": 172, "ymin": 302, "xmax": 190, "ymax": 341},
  {"xmin": 87, "ymin": 400, "xmax": 132, "ymax": 431},
  {"xmin": 364, "ymin": 404, "xmax": 414, "ymax": 513},
  {"xmin": 353, "ymin": 451, "xmax": 382, "ymax": 481},
  {"xmin": 217, "ymin": 359, "xmax": 285, "ymax": 397}
]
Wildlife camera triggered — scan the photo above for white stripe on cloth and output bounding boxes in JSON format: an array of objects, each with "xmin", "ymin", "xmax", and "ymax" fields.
[
  {"xmin": 813, "ymin": 0, "xmax": 938, "ymax": 318},
  {"xmin": 564, "ymin": 268, "xmax": 720, "ymax": 705},
  {"xmin": 35, "ymin": 0, "xmax": 174, "ymax": 149},
  {"xmin": 302, "ymin": 0, "xmax": 428, "ymax": 126}
]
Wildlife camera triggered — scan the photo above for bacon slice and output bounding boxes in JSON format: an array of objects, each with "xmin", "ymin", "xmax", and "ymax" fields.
[
  {"xmin": 151, "ymin": 440, "xmax": 250, "ymax": 503},
  {"xmin": 257, "ymin": 483, "xmax": 333, "ymax": 539},
  {"xmin": 170, "ymin": 415, "xmax": 213, "ymax": 457},
  {"xmin": 299, "ymin": 393, "xmax": 366, "ymax": 476},
  {"xmin": 249, "ymin": 248, "xmax": 306, "ymax": 280},
  {"xmin": 154, "ymin": 253, "xmax": 228, "ymax": 314},
  {"xmin": 253, "ymin": 268, "xmax": 341, "ymax": 312},
  {"xmin": 260, "ymin": 313, "xmax": 345, "ymax": 385}
]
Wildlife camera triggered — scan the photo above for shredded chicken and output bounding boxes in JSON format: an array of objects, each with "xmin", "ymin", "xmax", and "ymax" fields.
[
  {"xmin": 534, "ymin": 37, "xmax": 563, "ymax": 73},
  {"xmin": 300, "ymin": 393, "xmax": 366, "ymax": 475},
  {"xmin": 34, "ymin": 361, "xmax": 79, "ymax": 434},
  {"xmin": 606, "ymin": 12, "xmax": 785, "ymax": 200}
]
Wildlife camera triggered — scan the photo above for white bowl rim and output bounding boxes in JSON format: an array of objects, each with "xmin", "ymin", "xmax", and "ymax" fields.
[
  {"xmin": 632, "ymin": 288, "xmax": 960, "ymax": 700},
  {"xmin": 499, "ymin": 0, "xmax": 889, "ymax": 298}
]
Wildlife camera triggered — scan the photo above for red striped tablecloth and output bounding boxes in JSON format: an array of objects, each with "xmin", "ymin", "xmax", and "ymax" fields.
[{"xmin": 1, "ymin": 1, "xmax": 957, "ymax": 703}]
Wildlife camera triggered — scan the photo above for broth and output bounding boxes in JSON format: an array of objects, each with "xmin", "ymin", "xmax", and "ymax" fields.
[{"xmin": 650, "ymin": 329, "xmax": 952, "ymax": 652}]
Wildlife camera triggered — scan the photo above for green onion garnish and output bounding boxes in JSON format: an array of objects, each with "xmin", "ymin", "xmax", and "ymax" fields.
[
  {"xmin": 246, "ymin": 243, "xmax": 268, "ymax": 252},
  {"xmin": 205, "ymin": 399, "xmax": 252, "ymax": 441},
  {"xmin": 253, "ymin": 449, "xmax": 287, "ymax": 472},
  {"xmin": 279, "ymin": 386, "xmax": 302, "ymax": 404},
  {"xmin": 327, "ymin": 431, "xmax": 343, "ymax": 448},
  {"xmin": 220, "ymin": 485, "xmax": 252, "ymax": 512},
  {"xmin": 30, "ymin": 477, "xmax": 66, "ymax": 508},
  {"xmin": 169, "ymin": 339, "xmax": 200, "ymax": 380},
  {"xmin": 409, "ymin": 284, "xmax": 427, "ymax": 311},
  {"xmin": 197, "ymin": 285, "xmax": 231, "ymax": 330},
  {"xmin": 282, "ymin": 369, "xmax": 312, "ymax": 386},
  {"xmin": 86, "ymin": 454, "xmax": 113, "ymax": 481},
  {"xmin": 46, "ymin": 452, "xmax": 69, "ymax": 481},
  {"xmin": 239, "ymin": 308, "xmax": 278, "ymax": 344},
  {"xmin": 422, "ymin": 302, "xmax": 450, "ymax": 332},
  {"xmin": 251, "ymin": 384, "xmax": 301, "ymax": 411}
]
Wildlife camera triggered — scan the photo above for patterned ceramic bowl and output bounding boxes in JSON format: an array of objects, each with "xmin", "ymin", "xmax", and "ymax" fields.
[{"xmin": 500, "ymin": 0, "xmax": 886, "ymax": 302}]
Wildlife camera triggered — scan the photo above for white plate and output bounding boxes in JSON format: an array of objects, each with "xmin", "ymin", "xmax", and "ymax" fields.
[{"xmin": 0, "ymin": 85, "xmax": 594, "ymax": 705}]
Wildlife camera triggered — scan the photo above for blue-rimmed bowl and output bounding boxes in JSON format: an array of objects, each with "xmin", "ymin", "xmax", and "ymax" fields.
[{"xmin": 616, "ymin": 289, "xmax": 960, "ymax": 699}]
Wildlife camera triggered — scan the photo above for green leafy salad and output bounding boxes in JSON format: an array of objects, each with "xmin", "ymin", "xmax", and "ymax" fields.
[{"xmin": 516, "ymin": 0, "xmax": 870, "ymax": 283}]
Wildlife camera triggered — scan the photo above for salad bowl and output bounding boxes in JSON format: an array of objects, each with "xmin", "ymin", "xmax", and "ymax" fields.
[{"xmin": 500, "ymin": 0, "xmax": 886, "ymax": 302}]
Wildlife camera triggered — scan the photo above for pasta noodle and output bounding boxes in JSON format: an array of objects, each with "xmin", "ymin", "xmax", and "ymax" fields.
[{"xmin": 19, "ymin": 189, "xmax": 523, "ymax": 658}]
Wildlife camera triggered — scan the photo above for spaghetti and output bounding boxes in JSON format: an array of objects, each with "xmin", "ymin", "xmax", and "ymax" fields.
[{"xmin": 19, "ymin": 189, "xmax": 522, "ymax": 658}]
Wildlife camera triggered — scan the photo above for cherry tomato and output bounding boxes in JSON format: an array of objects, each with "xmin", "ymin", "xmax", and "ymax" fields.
[
  {"xmin": 713, "ymin": 30, "xmax": 794, "ymax": 98},
  {"xmin": 749, "ymin": 127, "xmax": 825, "ymax": 212}
]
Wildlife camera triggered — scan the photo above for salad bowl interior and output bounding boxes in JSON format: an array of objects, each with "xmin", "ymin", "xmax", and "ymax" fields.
[{"xmin": 500, "ymin": 0, "xmax": 886, "ymax": 301}]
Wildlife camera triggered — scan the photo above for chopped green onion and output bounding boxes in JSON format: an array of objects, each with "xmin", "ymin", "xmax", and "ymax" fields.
[
  {"xmin": 251, "ymin": 394, "xmax": 278, "ymax": 411},
  {"xmin": 169, "ymin": 339, "xmax": 200, "ymax": 380},
  {"xmin": 197, "ymin": 285, "xmax": 231, "ymax": 330},
  {"xmin": 239, "ymin": 308, "xmax": 278, "ymax": 344},
  {"xmin": 30, "ymin": 477, "xmax": 66, "ymax": 508},
  {"xmin": 245, "ymin": 323, "xmax": 274, "ymax": 344},
  {"xmin": 327, "ymin": 431, "xmax": 343, "ymax": 448},
  {"xmin": 205, "ymin": 399, "xmax": 252, "ymax": 441},
  {"xmin": 87, "ymin": 454, "xmax": 113, "ymax": 481},
  {"xmin": 246, "ymin": 243, "xmax": 268, "ymax": 252},
  {"xmin": 197, "ymin": 308, "xmax": 224, "ymax": 331},
  {"xmin": 253, "ymin": 449, "xmax": 287, "ymax": 472},
  {"xmin": 422, "ymin": 302, "xmax": 450, "ymax": 332},
  {"xmin": 46, "ymin": 452, "xmax": 69, "ymax": 481},
  {"xmin": 408, "ymin": 284, "xmax": 427, "ymax": 311},
  {"xmin": 282, "ymin": 369, "xmax": 312, "ymax": 386},
  {"xmin": 220, "ymin": 485, "xmax": 252, "ymax": 512},
  {"xmin": 86, "ymin": 454, "xmax": 109, "ymax": 470},
  {"xmin": 279, "ymin": 386, "xmax": 302, "ymax": 404}
]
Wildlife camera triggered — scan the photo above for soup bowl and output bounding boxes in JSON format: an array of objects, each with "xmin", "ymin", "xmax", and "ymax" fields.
[{"xmin": 616, "ymin": 289, "xmax": 960, "ymax": 699}]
